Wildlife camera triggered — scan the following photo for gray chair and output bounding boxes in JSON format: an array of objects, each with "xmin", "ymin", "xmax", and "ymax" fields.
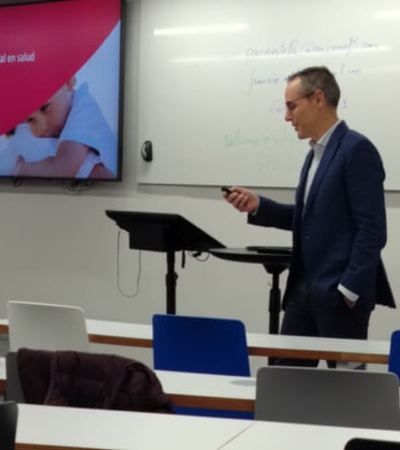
[
  {"xmin": 0, "ymin": 400, "xmax": 18, "ymax": 450},
  {"xmin": 255, "ymin": 366, "xmax": 400, "ymax": 430},
  {"xmin": 7, "ymin": 301, "xmax": 90, "ymax": 352}
]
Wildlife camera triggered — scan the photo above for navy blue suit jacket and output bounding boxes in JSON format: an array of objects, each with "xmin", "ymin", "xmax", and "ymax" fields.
[{"xmin": 249, "ymin": 121, "xmax": 395, "ymax": 311}]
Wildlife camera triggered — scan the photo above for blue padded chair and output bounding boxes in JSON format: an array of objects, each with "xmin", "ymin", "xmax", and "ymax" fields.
[
  {"xmin": 389, "ymin": 330, "xmax": 400, "ymax": 381},
  {"xmin": 152, "ymin": 313, "xmax": 252, "ymax": 419},
  {"xmin": 388, "ymin": 330, "xmax": 400, "ymax": 380}
]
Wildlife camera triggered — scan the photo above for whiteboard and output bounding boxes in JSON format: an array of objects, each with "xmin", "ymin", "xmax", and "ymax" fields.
[{"xmin": 136, "ymin": 0, "xmax": 400, "ymax": 189}]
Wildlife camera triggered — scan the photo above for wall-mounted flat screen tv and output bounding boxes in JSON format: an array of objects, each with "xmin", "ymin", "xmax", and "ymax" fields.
[{"xmin": 0, "ymin": 0, "xmax": 124, "ymax": 182}]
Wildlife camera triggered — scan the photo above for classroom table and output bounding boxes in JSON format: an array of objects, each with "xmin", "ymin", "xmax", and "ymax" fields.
[
  {"xmin": 0, "ymin": 356, "xmax": 255, "ymax": 412},
  {"xmin": 6, "ymin": 362, "xmax": 400, "ymax": 416},
  {"xmin": 15, "ymin": 404, "xmax": 253, "ymax": 450},
  {"xmin": 156, "ymin": 370, "xmax": 255, "ymax": 412},
  {"xmin": 219, "ymin": 420, "xmax": 400, "ymax": 450},
  {"xmin": 85, "ymin": 319, "xmax": 392, "ymax": 365},
  {"xmin": 0, "ymin": 317, "xmax": 390, "ymax": 365},
  {"xmin": 14, "ymin": 404, "xmax": 400, "ymax": 450},
  {"xmin": 246, "ymin": 332, "xmax": 389, "ymax": 366}
]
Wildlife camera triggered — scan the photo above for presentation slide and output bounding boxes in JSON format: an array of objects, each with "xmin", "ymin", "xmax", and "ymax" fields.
[{"xmin": 0, "ymin": 0, "xmax": 123, "ymax": 180}]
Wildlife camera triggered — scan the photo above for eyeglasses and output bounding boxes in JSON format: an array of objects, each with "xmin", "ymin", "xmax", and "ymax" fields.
[{"xmin": 285, "ymin": 91, "xmax": 315, "ymax": 112}]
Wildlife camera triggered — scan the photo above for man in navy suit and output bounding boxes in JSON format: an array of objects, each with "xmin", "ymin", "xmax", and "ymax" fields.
[{"xmin": 223, "ymin": 66, "xmax": 395, "ymax": 366}]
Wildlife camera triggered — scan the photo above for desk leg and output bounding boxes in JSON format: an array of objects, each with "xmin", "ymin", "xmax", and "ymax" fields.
[
  {"xmin": 336, "ymin": 361, "xmax": 350, "ymax": 369},
  {"xmin": 336, "ymin": 361, "xmax": 366, "ymax": 370},
  {"xmin": 166, "ymin": 251, "xmax": 177, "ymax": 314}
]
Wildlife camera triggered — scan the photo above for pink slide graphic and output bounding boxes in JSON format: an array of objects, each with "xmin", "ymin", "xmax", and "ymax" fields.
[{"xmin": 0, "ymin": 0, "xmax": 120, "ymax": 136}]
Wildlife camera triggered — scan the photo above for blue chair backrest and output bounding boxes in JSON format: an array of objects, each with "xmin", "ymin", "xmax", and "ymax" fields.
[
  {"xmin": 389, "ymin": 330, "xmax": 400, "ymax": 381},
  {"xmin": 152, "ymin": 314, "xmax": 250, "ymax": 376},
  {"xmin": 152, "ymin": 314, "xmax": 252, "ymax": 419}
]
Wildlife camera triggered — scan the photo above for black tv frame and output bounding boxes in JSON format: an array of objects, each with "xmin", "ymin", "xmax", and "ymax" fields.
[{"xmin": 0, "ymin": 0, "xmax": 125, "ymax": 184}]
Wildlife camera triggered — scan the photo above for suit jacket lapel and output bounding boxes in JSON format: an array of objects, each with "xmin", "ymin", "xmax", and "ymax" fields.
[
  {"xmin": 295, "ymin": 149, "xmax": 313, "ymax": 224},
  {"xmin": 302, "ymin": 122, "xmax": 348, "ymax": 218}
]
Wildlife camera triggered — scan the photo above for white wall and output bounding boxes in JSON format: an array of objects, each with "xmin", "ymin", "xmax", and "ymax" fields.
[
  {"xmin": 0, "ymin": 0, "xmax": 398, "ymax": 372},
  {"xmin": 0, "ymin": 187, "xmax": 398, "ymax": 337}
]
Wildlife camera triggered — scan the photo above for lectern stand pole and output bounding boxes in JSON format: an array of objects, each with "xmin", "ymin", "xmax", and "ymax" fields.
[
  {"xmin": 263, "ymin": 262, "xmax": 288, "ymax": 365},
  {"xmin": 268, "ymin": 272, "xmax": 281, "ymax": 335},
  {"xmin": 166, "ymin": 251, "xmax": 177, "ymax": 314}
]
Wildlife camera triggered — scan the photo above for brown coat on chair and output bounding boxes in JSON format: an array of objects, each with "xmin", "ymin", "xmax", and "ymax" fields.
[{"xmin": 17, "ymin": 348, "xmax": 173, "ymax": 414}]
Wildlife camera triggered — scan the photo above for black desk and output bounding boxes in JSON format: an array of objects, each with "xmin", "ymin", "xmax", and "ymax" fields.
[{"xmin": 210, "ymin": 247, "xmax": 292, "ymax": 335}]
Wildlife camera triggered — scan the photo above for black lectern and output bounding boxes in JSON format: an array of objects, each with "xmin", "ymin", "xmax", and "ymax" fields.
[{"xmin": 105, "ymin": 210, "xmax": 225, "ymax": 314}]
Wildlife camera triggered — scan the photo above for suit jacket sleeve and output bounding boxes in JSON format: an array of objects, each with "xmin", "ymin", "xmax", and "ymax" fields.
[{"xmin": 248, "ymin": 196, "xmax": 294, "ymax": 231}]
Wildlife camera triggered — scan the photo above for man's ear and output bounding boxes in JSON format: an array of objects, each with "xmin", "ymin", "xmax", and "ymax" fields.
[{"xmin": 314, "ymin": 89, "xmax": 326, "ymax": 108}]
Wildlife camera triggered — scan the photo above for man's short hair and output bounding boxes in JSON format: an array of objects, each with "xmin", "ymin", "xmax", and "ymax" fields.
[{"xmin": 288, "ymin": 66, "xmax": 340, "ymax": 107}]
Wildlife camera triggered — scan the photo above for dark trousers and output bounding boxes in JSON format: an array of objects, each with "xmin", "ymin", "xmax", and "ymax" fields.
[{"xmin": 275, "ymin": 277, "xmax": 371, "ymax": 368}]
